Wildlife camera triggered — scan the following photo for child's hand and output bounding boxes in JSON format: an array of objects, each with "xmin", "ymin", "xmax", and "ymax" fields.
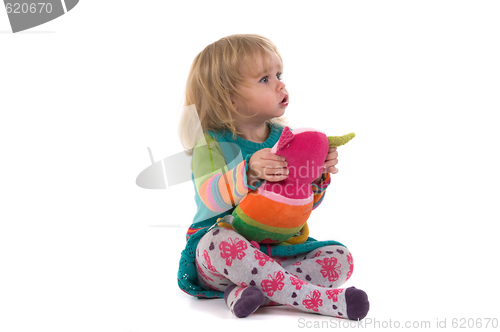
[
  {"xmin": 247, "ymin": 148, "xmax": 288, "ymax": 186},
  {"xmin": 324, "ymin": 147, "xmax": 339, "ymax": 174},
  {"xmin": 314, "ymin": 147, "xmax": 339, "ymax": 184}
]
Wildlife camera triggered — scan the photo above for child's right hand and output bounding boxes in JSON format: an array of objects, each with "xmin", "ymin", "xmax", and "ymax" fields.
[{"xmin": 247, "ymin": 148, "xmax": 289, "ymax": 186}]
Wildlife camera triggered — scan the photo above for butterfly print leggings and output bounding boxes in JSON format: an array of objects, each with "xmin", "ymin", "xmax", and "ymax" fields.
[{"xmin": 195, "ymin": 227, "xmax": 357, "ymax": 318}]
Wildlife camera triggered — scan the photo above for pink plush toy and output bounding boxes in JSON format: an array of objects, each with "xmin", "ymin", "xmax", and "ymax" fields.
[{"xmin": 218, "ymin": 127, "xmax": 354, "ymax": 244}]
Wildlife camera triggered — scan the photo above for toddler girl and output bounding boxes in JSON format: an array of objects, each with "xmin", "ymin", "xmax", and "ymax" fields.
[{"xmin": 177, "ymin": 34, "xmax": 369, "ymax": 320}]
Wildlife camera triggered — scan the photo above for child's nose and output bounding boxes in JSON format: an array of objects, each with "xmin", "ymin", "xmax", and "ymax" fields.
[{"xmin": 276, "ymin": 80, "xmax": 286, "ymax": 91}]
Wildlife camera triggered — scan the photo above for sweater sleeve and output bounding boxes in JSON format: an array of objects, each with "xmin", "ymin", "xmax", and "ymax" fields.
[
  {"xmin": 191, "ymin": 134, "xmax": 249, "ymax": 212},
  {"xmin": 311, "ymin": 173, "xmax": 331, "ymax": 210}
]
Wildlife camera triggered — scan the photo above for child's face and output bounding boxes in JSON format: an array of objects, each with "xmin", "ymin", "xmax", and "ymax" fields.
[{"xmin": 231, "ymin": 55, "xmax": 289, "ymax": 123}]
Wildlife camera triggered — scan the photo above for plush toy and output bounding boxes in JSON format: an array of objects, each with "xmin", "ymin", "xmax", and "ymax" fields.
[{"xmin": 218, "ymin": 127, "xmax": 355, "ymax": 245}]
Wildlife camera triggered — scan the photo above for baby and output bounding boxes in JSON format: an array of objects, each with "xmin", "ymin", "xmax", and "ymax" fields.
[{"xmin": 177, "ymin": 34, "xmax": 369, "ymax": 320}]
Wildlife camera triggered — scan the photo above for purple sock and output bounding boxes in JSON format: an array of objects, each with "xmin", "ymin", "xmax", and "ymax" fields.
[
  {"xmin": 345, "ymin": 287, "xmax": 370, "ymax": 320},
  {"xmin": 224, "ymin": 285, "xmax": 265, "ymax": 318}
]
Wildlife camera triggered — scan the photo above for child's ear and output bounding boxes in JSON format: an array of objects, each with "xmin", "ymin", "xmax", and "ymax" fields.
[
  {"xmin": 327, "ymin": 133, "xmax": 356, "ymax": 148},
  {"xmin": 277, "ymin": 127, "xmax": 294, "ymax": 151},
  {"xmin": 230, "ymin": 91, "xmax": 241, "ymax": 109}
]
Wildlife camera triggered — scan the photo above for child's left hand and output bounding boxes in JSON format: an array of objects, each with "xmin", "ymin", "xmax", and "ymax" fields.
[
  {"xmin": 324, "ymin": 147, "xmax": 339, "ymax": 174},
  {"xmin": 313, "ymin": 147, "xmax": 338, "ymax": 184}
]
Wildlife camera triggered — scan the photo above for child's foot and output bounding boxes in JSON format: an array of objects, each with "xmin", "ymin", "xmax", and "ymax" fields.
[
  {"xmin": 224, "ymin": 285, "xmax": 265, "ymax": 318},
  {"xmin": 345, "ymin": 287, "xmax": 370, "ymax": 320},
  {"xmin": 298, "ymin": 286, "xmax": 369, "ymax": 320}
]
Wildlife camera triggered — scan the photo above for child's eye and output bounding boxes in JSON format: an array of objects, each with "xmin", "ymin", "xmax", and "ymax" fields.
[{"xmin": 259, "ymin": 73, "xmax": 282, "ymax": 83}]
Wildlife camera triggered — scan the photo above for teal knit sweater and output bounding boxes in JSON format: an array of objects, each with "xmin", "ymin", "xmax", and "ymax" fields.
[{"xmin": 177, "ymin": 123, "xmax": 345, "ymax": 299}]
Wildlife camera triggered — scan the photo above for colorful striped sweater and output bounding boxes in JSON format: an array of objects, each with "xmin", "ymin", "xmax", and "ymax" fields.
[
  {"xmin": 178, "ymin": 123, "xmax": 341, "ymax": 299},
  {"xmin": 187, "ymin": 123, "xmax": 331, "ymax": 239}
]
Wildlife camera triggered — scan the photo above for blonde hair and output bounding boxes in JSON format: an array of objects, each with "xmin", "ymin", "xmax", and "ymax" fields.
[{"xmin": 178, "ymin": 34, "xmax": 287, "ymax": 154}]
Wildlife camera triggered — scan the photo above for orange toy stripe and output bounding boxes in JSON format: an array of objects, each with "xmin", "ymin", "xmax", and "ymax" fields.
[{"xmin": 239, "ymin": 193, "xmax": 313, "ymax": 228}]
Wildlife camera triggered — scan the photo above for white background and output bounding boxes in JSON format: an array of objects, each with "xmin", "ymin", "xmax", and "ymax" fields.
[{"xmin": 1, "ymin": 1, "xmax": 499, "ymax": 331}]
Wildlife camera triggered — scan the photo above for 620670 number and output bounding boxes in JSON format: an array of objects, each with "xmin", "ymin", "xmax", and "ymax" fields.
[
  {"xmin": 5, "ymin": 3, "xmax": 53, "ymax": 14},
  {"xmin": 452, "ymin": 318, "xmax": 498, "ymax": 329}
]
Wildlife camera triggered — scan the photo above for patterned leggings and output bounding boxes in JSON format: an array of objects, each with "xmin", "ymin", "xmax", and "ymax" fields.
[{"xmin": 195, "ymin": 227, "xmax": 368, "ymax": 319}]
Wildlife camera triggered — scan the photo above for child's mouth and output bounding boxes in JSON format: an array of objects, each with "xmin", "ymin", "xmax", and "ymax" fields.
[{"xmin": 280, "ymin": 95, "xmax": 289, "ymax": 106}]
